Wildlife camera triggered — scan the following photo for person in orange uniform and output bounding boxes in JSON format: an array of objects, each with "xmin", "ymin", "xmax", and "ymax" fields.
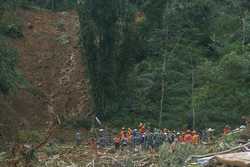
[
  {"xmin": 192, "ymin": 130, "xmax": 200, "ymax": 145},
  {"xmin": 139, "ymin": 123, "xmax": 145, "ymax": 134},
  {"xmin": 184, "ymin": 130, "xmax": 193, "ymax": 144},
  {"xmin": 127, "ymin": 128, "xmax": 133, "ymax": 143}
]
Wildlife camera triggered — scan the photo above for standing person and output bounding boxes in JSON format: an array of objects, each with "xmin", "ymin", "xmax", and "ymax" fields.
[
  {"xmin": 192, "ymin": 130, "xmax": 200, "ymax": 145},
  {"xmin": 139, "ymin": 123, "xmax": 145, "ymax": 134},
  {"xmin": 120, "ymin": 127, "xmax": 127, "ymax": 139},
  {"xmin": 170, "ymin": 136, "xmax": 178, "ymax": 153},
  {"xmin": 184, "ymin": 130, "xmax": 192, "ymax": 144},
  {"xmin": 97, "ymin": 129, "xmax": 105, "ymax": 148},
  {"xmin": 207, "ymin": 128, "xmax": 215, "ymax": 144},
  {"xmin": 120, "ymin": 127, "xmax": 128, "ymax": 150},
  {"xmin": 114, "ymin": 135, "xmax": 121, "ymax": 150},
  {"xmin": 128, "ymin": 128, "xmax": 133, "ymax": 143},
  {"xmin": 144, "ymin": 129, "xmax": 151, "ymax": 150},
  {"xmin": 201, "ymin": 129, "xmax": 208, "ymax": 143},
  {"xmin": 153, "ymin": 129, "xmax": 161, "ymax": 150},
  {"xmin": 75, "ymin": 129, "xmax": 81, "ymax": 146},
  {"xmin": 223, "ymin": 125, "xmax": 231, "ymax": 135},
  {"xmin": 178, "ymin": 132, "xmax": 184, "ymax": 143}
]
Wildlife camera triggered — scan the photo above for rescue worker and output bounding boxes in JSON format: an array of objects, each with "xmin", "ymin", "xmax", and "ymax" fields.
[
  {"xmin": 120, "ymin": 127, "xmax": 127, "ymax": 139},
  {"xmin": 139, "ymin": 122, "xmax": 145, "ymax": 134},
  {"xmin": 120, "ymin": 127, "xmax": 128, "ymax": 150},
  {"xmin": 184, "ymin": 130, "xmax": 192, "ymax": 144},
  {"xmin": 223, "ymin": 125, "xmax": 231, "ymax": 135},
  {"xmin": 192, "ymin": 130, "xmax": 200, "ymax": 145},
  {"xmin": 114, "ymin": 135, "xmax": 121, "ymax": 150},
  {"xmin": 144, "ymin": 129, "xmax": 151, "ymax": 150},
  {"xmin": 167, "ymin": 130, "xmax": 175, "ymax": 144},
  {"xmin": 170, "ymin": 136, "xmax": 178, "ymax": 153},
  {"xmin": 153, "ymin": 128, "xmax": 161, "ymax": 150},
  {"xmin": 97, "ymin": 129, "xmax": 106, "ymax": 148},
  {"xmin": 178, "ymin": 132, "xmax": 184, "ymax": 143},
  {"xmin": 128, "ymin": 128, "xmax": 133, "ymax": 143},
  {"xmin": 132, "ymin": 129, "xmax": 140, "ymax": 147},
  {"xmin": 207, "ymin": 128, "xmax": 215, "ymax": 144},
  {"xmin": 75, "ymin": 129, "xmax": 81, "ymax": 146}
]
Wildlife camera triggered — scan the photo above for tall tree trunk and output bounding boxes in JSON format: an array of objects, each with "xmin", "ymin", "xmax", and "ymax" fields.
[
  {"xmin": 159, "ymin": 2, "xmax": 169, "ymax": 128},
  {"xmin": 51, "ymin": 0, "xmax": 56, "ymax": 11},
  {"xmin": 242, "ymin": 12, "xmax": 246, "ymax": 53},
  {"xmin": 159, "ymin": 51, "xmax": 167, "ymax": 128},
  {"xmin": 191, "ymin": 51, "xmax": 195, "ymax": 130}
]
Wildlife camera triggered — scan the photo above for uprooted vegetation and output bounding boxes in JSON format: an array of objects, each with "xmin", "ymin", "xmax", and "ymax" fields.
[{"xmin": 0, "ymin": 126, "xmax": 249, "ymax": 167}]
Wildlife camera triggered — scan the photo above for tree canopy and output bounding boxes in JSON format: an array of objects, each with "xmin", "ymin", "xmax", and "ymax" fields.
[{"xmin": 79, "ymin": 0, "xmax": 250, "ymax": 129}]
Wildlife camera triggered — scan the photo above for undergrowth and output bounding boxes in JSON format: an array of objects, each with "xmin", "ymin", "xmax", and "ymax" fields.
[{"xmin": 159, "ymin": 143, "xmax": 209, "ymax": 167}]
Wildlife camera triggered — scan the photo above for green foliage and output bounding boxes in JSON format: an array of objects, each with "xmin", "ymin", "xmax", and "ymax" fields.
[
  {"xmin": 32, "ymin": 0, "xmax": 77, "ymax": 11},
  {"xmin": 0, "ymin": 0, "xmax": 77, "ymax": 11},
  {"xmin": 0, "ymin": 7, "xmax": 23, "ymax": 38},
  {"xmin": 0, "ymin": 41, "xmax": 24, "ymax": 94},
  {"xmin": 194, "ymin": 48, "xmax": 250, "ymax": 128},
  {"xmin": 78, "ymin": 0, "xmax": 140, "ymax": 121},
  {"xmin": 16, "ymin": 130, "xmax": 42, "ymax": 143},
  {"xmin": 0, "ymin": 4, "xmax": 27, "ymax": 95},
  {"xmin": 159, "ymin": 143, "xmax": 208, "ymax": 167},
  {"xmin": 78, "ymin": 0, "xmax": 250, "ymax": 129},
  {"xmin": 56, "ymin": 33, "xmax": 69, "ymax": 45},
  {"xmin": 44, "ymin": 143, "xmax": 59, "ymax": 156},
  {"xmin": 62, "ymin": 116, "xmax": 92, "ymax": 130},
  {"xmin": 131, "ymin": 0, "xmax": 250, "ymax": 129},
  {"xmin": 0, "ymin": 23, "xmax": 23, "ymax": 38}
]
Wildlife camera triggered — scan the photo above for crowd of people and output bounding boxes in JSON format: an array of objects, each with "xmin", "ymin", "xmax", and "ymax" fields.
[
  {"xmin": 107, "ymin": 123, "xmax": 205, "ymax": 151},
  {"xmin": 75, "ymin": 119, "xmax": 248, "ymax": 152}
]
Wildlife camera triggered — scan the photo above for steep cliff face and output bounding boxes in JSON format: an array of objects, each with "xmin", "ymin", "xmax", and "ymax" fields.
[{"xmin": 2, "ymin": 9, "xmax": 89, "ymax": 131}]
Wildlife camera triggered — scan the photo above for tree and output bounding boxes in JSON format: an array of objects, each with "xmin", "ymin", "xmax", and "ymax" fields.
[
  {"xmin": 0, "ymin": 4, "xmax": 25, "ymax": 95},
  {"xmin": 78, "ymin": 0, "xmax": 140, "ymax": 123},
  {"xmin": 77, "ymin": 0, "xmax": 250, "ymax": 128}
]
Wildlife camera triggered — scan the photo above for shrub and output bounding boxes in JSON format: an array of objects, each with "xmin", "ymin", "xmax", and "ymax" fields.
[
  {"xmin": 56, "ymin": 33, "xmax": 70, "ymax": 45},
  {"xmin": 16, "ymin": 130, "xmax": 42, "ymax": 143},
  {"xmin": 159, "ymin": 143, "xmax": 208, "ymax": 167},
  {"xmin": 0, "ymin": 41, "xmax": 21, "ymax": 94},
  {"xmin": 0, "ymin": 9, "xmax": 23, "ymax": 38},
  {"xmin": 62, "ymin": 116, "xmax": 92, "ymax": 130},
  {"xmin": 0, "ymin": 24, "xmax": 23, "ymax": 38}
]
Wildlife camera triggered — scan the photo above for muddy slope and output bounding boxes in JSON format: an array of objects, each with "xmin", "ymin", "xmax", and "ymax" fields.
[{"xmin": 2, "ymin": 9, "xmax": 89, "ymax": 130}]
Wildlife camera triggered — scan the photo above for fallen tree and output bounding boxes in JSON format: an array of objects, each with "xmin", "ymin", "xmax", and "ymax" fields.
[{"xmin": 185, "ymin": 142, "xmax": 250, "ymax": 166}]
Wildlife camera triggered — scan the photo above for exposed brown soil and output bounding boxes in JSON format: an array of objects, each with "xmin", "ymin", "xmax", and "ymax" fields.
[{"xmin": 0, "ymin": 8, "xmax": 89, "ymax": 135}]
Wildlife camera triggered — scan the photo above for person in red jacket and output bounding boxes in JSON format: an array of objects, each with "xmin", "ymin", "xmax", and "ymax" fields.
[
  {"xmin": 223, "ymin": 125, "xmax": 231, "ymax": 135},
  {"xmin": 114, "ymin": 135, "xmax": 121, "ymax": 150},
  {"xmin": 184, "ymin": 130, "xmax": 193, "ymax": 143}
]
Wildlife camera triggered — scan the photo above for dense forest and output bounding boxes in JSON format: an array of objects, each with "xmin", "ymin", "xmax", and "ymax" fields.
[
  {"xmin": 78, "ymin": 0, "xmax": 250, "ymax": 129},
  {"xmin": 1, "ymin": 0, "xmax": 250, "ymax": 130}
]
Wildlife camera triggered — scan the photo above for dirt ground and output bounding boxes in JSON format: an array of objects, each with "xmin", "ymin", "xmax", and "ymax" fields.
[{"xmin": 0, "ymin": 8, "xmax": 89, "ymax": 138}]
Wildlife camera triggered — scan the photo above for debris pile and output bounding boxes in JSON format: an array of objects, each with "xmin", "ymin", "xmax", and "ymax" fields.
[{"xmin": 186, "ymin": 127, "xmax": 250, "ymax": 167}]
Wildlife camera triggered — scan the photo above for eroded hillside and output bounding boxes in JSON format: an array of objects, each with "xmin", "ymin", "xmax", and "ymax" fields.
[{"xmin": 1, "ymin": 8, "xmax": 89, "ymax": 133}]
